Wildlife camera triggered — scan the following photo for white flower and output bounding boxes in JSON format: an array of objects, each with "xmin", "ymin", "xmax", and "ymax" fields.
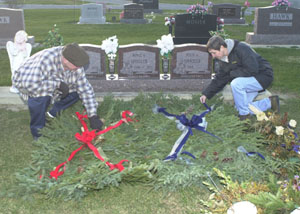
[
  {"xmin": 101, "ymin": 35, "xmax": 119, "ymax": 59},
  {"xmin": 227, "ymin": 201, "xmax": 257, "ymax": 214},
  {"xmin": 291, "ymin": 208, "xmax": 300, "ymax": 214},
  {"xmin": 156, "ymin": 34, "xmax": 174, "ymax": 57},
  {"xmin": 275, "ymin": 126, "xmax": 284, "ymax": 136},
  {"xmin": 289, "ymin": 119, "xmax": 297, "ymax": 128}
]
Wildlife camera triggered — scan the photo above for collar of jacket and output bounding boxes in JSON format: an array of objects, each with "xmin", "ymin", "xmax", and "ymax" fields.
[{"xmin": 219, "ymin": 39, "xmax": 235, "ymax": 63}]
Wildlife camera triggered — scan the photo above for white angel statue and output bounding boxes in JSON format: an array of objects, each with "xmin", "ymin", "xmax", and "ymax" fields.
[{"xmin": 6, "ymin": 30, "xmax": 32, "ymax": 93}]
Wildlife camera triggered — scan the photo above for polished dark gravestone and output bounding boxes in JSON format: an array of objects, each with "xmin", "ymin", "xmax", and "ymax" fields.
[
  {"xmin": 173, "ymin": 14, "xmax": 217, "ymax": 45},
  {"xmin": 132, "ymin": 0, "xmax": 161, "ymax": 13},
  {"xmin": 120, "ymin": 3, "xmax": 147, "ymax": 24},
  {"xmin": 246, "ymin": 6, "xmax": 300, "ymax": 44},
  {"xmin": 212, "ymin": 3, "xmax": 245, "ymax": 24}
]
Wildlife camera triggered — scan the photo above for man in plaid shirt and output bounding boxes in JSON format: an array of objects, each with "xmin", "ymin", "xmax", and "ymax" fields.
[{"xmin": 13, "ymin": 43, "xmax": 103, "ymax": 140}]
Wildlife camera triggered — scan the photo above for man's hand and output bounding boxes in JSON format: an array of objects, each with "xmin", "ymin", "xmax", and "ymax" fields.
[
  {"xmin": 58, "ymin": 82, "xmax": 69, "ymax": 98},
  {"xmin": 89, "ymin": 115, "xmax": 103, "ymax": 131},
  {"xmin": 200, "ymin": 95, "xmax": 207, "ymax": 103}
]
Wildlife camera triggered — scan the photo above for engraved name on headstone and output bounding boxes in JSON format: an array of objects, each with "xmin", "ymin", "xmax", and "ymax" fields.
[
  {"xmin": 246, "ymin": 6, "xmax": 300, "ymax": 44},
  {"xmin": 81, "ymin": 44, "xmax": 106, "ymax": 79},
  {"xmin": 79, "ymin": 3, "xmax": 106, "ymax": 24},
  {"xmin": 171, "ymin": 44, "xmax": 212, "ymax": 79},
  {"xmin": 173, "ymin": 13, "xmax": 217, "ymax": 44},
  {"xmin": 132, "ymin": 0, "xmax": 159, "ymax": 10},
  {"xmin": 254, "ymin": 6, "xmax": 300, "ymax": 34},
  {"xmin": 219, "ymin": 8, "xmax": 236, "ymax": 17},
  {"xmin": 124, "ymin": 3, "xmax": 143, "ymax": 19},
  {"xmin": 118, "ymin": 44, "xmax": 160, "ymax": 79},
  {"xmin": 0, "ymin": 16, "xmax": 10, "ymax": 23},
  {"xmin": 212, "ymin": 3, "xmax": 245, "ymax": 24},
  {"xmin": 0, "ymin": 8, "xmax": 25, "ymax": 46},
  {"xmin": 121, "ymin": 3, "xmax": 147, "ymax": 24},
  {"xmin": 269, "ymin": 13, "xmax": 293, "ymax": 26}
]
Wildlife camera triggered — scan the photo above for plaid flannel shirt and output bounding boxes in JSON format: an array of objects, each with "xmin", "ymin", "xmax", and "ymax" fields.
[{"xmin": 12, "ymin": 46, "xmax": 98, "ymax": 117}]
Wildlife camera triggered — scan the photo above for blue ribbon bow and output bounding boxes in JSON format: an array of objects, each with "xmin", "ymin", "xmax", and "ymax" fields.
[{"xmin": 153, "ymin": 103, "xmax": 222, "ymax": 161}]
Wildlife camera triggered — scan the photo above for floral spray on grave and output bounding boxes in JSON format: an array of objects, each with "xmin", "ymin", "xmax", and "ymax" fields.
[
  {"xmin": 164, "ymin": 16, "xmax": 175, "ymax": 35},
  {"xmin": 241, "ymin": 0, "xmax": 250, "ymax": 18},
  {"xmin": 101, "ymin": 35, "xmax": 119, "ymax": 80},
  {"xmin": 272, "ymin": 0, "xmax": 291, "ymax": 10},
  {"xmin": 156, "ymin": 34, "xmax": 174, "ymax": 80}
]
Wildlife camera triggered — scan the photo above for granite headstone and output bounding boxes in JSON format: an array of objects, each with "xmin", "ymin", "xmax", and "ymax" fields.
[
  {"xmin": 81, "ymin": 44, "xmax": 106, "ymax": 79},
  {"xmin": 0, "ymin": 8, "xmax": 25, "ymax": 46},
  {"xmin": 173, "ymin": 14, "xmax": 217, "ymax": 45},
  {"xmin": 118, "ymin": 44, "xmax": 160, "ymax": 79},
  {"xmin": 246, "ymin": 6, "xmax": 300, "ymax": 44},
  {"xmin": 132, "ymin": 0, "xmax": 161, "ymax": 13},
  {"xmin": 171, "ymin": 44, "xmax": 212, "ymax": 79},
  {"xmin": 120, "ymin": 3, "xmax": 147, "ymax": 24},
  {"xmin": 212, "ymin": 3, "xmax": 245, "ymax": 24},
  {"xmin": 79, "ymin": 3, "xmax": 106, "ymax": 24},
  {"xmin": 85, "ymin": 43, "xmax": 212, "ymax": 93}
]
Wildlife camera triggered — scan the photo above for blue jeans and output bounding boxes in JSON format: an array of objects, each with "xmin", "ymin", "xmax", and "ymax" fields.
[
  {"xmin": 230, "ymin": 77, "xmax": 271, "ymax": 116},
  {"xmin": 28, "ymin": 92, "xmax": 80, "ymax": 138}
]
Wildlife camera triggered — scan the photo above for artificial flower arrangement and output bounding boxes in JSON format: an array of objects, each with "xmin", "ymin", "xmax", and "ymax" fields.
[
  {"xmin": 249, "ymin": 104, "xmax": 299, "ymax": 160},
  {"xmin": 146, "ymin": 12, "xmax": 156, "ymax": 23},
  {"xmin": 164, "ymin": 16, "xmax": 175, "ymax": 26},
  {"xmin": 187, "ymin": 3, "xmax": 208, "ymax": 17},
  {"xmin": 164, "ymin": 16, "xmax": 175, "ymax": 35},
  {"xmin": 156, "ymin": 34, "xmax": 174, "ymax": 59},
  {"xmin": 207, "ymin": 1, "xmax": 214, "ymax": 14},
  {"xmin": 100, "ymin": 35, "xmax": 119, "ymax": 60},
  {"xmin": 241, "ymin": 0, "xmax": 250, "ymax": 17},
  {"xmin": 272, "ymin": 0, "xmax": 291, "ymax": 9}
]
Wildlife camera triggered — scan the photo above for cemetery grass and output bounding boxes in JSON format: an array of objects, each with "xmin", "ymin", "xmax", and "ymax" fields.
[
  {"xmin": 160, "ymin": 0, "xmax": 273, "ymax": 7},
  {"xmin": 0, "ymin": 9, "xmax": 299, "ymax": 92},
  {"xmin": 1, "ymin": 0, "xmax": 85, "ymax": 5},
  {"xmin": 0, "ymin": 9, "xmax": 300, "ymax": 213},
  {"xmin": 0, "ymin": 108, "xmax": 208, "ymax": 214},
  {"xmin": 14, "ymin": 0, "xmax": 274, "ymax": 7},
  {"xmin": 1, "ymin": 96, "xmax": 300, "ymax": 213}
]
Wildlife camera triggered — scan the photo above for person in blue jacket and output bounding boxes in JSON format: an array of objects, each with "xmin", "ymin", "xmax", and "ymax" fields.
[{"xmin": 200, "ymin": 36, "xmax": 279, "ymax": 120}]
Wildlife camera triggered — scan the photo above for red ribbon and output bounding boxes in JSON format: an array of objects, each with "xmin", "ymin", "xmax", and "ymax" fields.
[{"xmin": 49, "ymin": 110, "xmax": 135, "ymax": 180}]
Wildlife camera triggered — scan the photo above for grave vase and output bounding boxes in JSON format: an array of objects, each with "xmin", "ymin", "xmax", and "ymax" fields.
[
  {"xmin": 168, "ymin": 25, "xmax": 173, "ymax": 35},
  {"xmin": 162, "ymin": 58, "xmax": 169, "ymax": 73},
  {"xmin": 108, "ymin": 58, "xmax": 116, "ymax": 80},
  {"xmin": 161, "ymin": 58, "xmax": 170, "ymax": 80}
]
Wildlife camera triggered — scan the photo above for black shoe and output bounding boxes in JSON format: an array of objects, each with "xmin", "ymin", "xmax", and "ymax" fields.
[
  {"xmin": 269, "ymin": 95, "xmax": 280, "ymax": 113},
  {"xmin": 238, "ymin": 114, "xmax": 251, "ymax": 121}
]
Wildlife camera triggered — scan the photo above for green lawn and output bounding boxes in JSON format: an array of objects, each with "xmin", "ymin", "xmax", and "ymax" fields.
[
  {"xmin": 2, "ymin": 0, "xmax": 275, "ymax": 7},
  {"xmin": 160, "ymin": 0, "xmax": 273, "ymax": 7},
  {"xmin": 1, "ymin": 7, "xmax": 300, "ymax": 214},
  {"xmin": 1, "ymin": 0, "xmax": 85, "ymax": 5},
  {"xmin": 1, "ymin": 9, "xmax": 299, "ymax": 94}
]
